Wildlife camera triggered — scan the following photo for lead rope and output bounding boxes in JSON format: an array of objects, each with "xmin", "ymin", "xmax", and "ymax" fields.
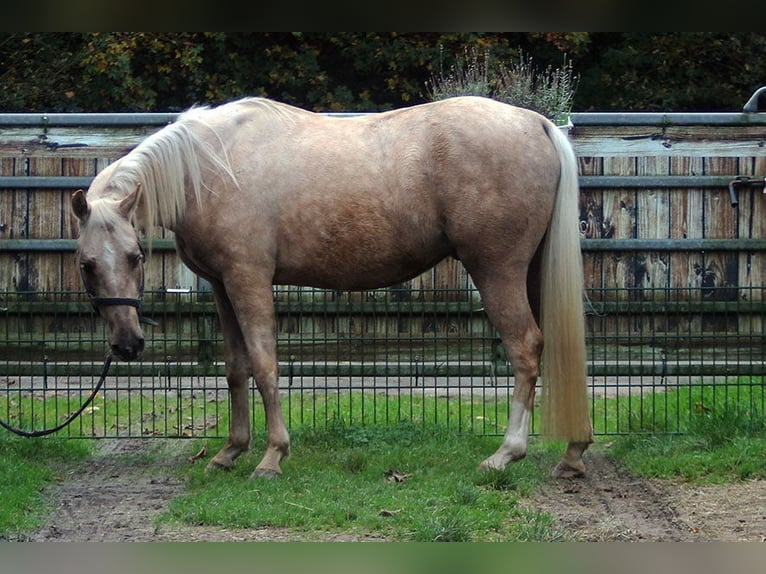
[{"xmin": 0, "ymin": 354, "xmax": 113, "ymax": 438}]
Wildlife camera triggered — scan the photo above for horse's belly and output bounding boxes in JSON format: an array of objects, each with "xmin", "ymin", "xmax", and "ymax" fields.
[
  {"xmin": 273, "ymin": 237, "xmax": 453, "ymax": 291},
  {"xmin": 269, "ymin": 195, "xmax": 454, "ymax": 290}
]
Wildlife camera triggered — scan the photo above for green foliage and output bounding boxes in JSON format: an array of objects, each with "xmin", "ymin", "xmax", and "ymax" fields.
[
  {"xmin": 425, "ymin": 46, "xmax": 493, "ymax": 99},
  {"xmin": 576, "ymin": 32, "xmax": 766, "ymax": 111},
  {"xmin": 495, "ymin": 53, "xmax": 577, "ymax": 124},
  {"xmin": 3, "ymin": 32, "xmax": 762, "ymax": 113}
]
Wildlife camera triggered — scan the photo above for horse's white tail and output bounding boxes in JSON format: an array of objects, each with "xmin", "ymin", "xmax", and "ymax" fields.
[{"xmin": 539, "ymin": 123, "xmax": 592, "ymax": 443}]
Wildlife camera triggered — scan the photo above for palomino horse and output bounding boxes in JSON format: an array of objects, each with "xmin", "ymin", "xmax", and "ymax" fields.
[{"xmin": 72, "ymin": 96, "xmax": 593, "ymax": 479}]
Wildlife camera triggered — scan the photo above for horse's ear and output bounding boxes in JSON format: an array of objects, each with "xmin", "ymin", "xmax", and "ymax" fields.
[
  {"xmin": 118, "ymin": 183, "xmax": 142, "ymax": 218},
  {"xmin": 71, "ymin": 189, "xmax": 90, "ymax": 222}
]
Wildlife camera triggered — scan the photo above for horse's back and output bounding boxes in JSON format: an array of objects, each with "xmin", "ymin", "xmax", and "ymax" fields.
[{"xmin": 216, "ymin": 96, "xmax": 559, "ymax": 210}]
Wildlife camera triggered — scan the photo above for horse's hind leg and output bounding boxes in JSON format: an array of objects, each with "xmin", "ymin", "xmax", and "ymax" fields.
[
  {"xmin": 469, "ymin": 267, "xmax": 543, "ymax": 471},
  {"xmin": 553, "ymin": 441, "xmax": 590, "ymax": 478},
  {"xmin": 206, "ymin": 284, "xmax": 254, "ymax": 472}
]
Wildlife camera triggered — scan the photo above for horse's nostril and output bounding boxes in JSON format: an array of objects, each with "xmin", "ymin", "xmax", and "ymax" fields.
[{"xmin": 111, "ymin": 339, "xmax": 144, "ymax": 361}]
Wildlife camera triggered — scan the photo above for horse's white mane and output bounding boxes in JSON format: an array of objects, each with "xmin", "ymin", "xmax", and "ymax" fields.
[
  {"xmin": 234, "ymin": 97, "xmax": 306, "ymax": 124},
  {"xmin": 101, "ymin": 97, "xmax": 311, "ymax": 239},
  {"xmin": 107, "ymin": 102, "xmax": 245, "ymax": 236}
]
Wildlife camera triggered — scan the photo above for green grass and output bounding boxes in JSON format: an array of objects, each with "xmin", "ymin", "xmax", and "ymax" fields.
[
  {"xmin": 0, "ymin": 391, "xmax": 227, "ymax": 439},
  {"xmin": 1, "ymin": 386, "xmax": 516, "ymax": 440},
  {"xmin": 163, "ymin": 421, "xmax": 569, "ymax": 542},
  {"xmin": 591, "ymin": 379, "xmax": 764, "ymax": 434},
  {"xmin": 281, "ymin": 390, "xmax": 514, "ymax": 435},
  {"xmin": 162, "ymin": 381, "xmax": 765, "ymax": 538},
  {"xmin": 607, "ymin": 381, "xmax": 766, "ymax": 483},
  {"xmin": 1, "ymin": 389, "xmax": 557, "ymax": 542},
  {"xmin": 0, "ymin": 435, "xmax": 91, "ymax": 536},
  {"xmin": 1, "ymin": 380, "xmax": 763, "ymax": 539}
]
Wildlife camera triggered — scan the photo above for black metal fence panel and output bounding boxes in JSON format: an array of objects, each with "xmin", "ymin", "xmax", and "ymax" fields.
[{"xmin": 2, "ymin": 284, "xmax": 764, "ymax": 439}]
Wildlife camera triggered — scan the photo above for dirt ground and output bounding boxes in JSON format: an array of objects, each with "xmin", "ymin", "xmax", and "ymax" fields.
[{"xmin": 11, "ymin": 439, "xmax": 766, "ymax": 542}]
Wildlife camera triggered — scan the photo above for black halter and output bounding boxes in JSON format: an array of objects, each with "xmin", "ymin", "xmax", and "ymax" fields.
[
  {"xmin": 87, "ymin": 283, "xmax": 149, "ymax": 323},
  {"xmin": 88, "ymin": 287, "xmax": 157, "ymax": 326},
  {"xmin": 89, "ymin": 295, "xmax": 143, "ymax": 309}
]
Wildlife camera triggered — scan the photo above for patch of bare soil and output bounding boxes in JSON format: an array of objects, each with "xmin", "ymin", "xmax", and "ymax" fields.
[
  {"xmin": 521, "ymin": 449, "xmax": 766, "ymax": 542},
  {"xmin": 12, "ymin": 440, "xmax": 766, "ymax": 542}
]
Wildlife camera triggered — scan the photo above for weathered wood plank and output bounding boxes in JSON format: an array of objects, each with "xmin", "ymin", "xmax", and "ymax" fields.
[
  {"xmin": 601, "ymin": 156, "xmax": 637, "ymax": 294},
  {"xmin": 636, "ymin": 156, "xmax": 670, "ymax": 302},
  {"xmin": 0, "ymin": 125, "xmax": 163, "ymax": 159},
  {"xmin": 601, "ymin": 156, "xmax": 637, "ymax": 337},
  {"xmin": 701, "ymin": 157, "xmax": 739, "ymax": 332},
  {"xmin": 739, "ymin": 155, "xmax": 765, "ymax": 335},
  {"xmin": 27, "ymin": 157, "xmax": 64, "ymax": 293},
  {"xmin": 579, "ymin": 156, "xmax": 603, "ymax": 299},
  {"xmin": 668, "ymin": 156, "xmax": 705, "ymax": 326},
  {"xmin": 3, "ymin": 158, "xmax": 34, "ymax": 293},
  {"xmin": 572, "ymin": 124, "xmax": 766, "ymax": 157},
  {"xmin": 0, "ymin": 157, "xmax": 17, "ymax": 293}
]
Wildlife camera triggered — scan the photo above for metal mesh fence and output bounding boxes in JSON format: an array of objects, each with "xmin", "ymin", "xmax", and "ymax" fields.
[{"xmin": 1, "ymin": 285, "xmax": 765, "ymax": 439}]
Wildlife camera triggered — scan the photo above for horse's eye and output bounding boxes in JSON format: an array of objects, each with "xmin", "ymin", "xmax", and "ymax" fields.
[
  {"xmin": 79, "ymin": 261, "xmax": 97, "ymax": 295},
  {"xmin": 130, "ymin": 252, "xmax": 144, "ymax": 268}
]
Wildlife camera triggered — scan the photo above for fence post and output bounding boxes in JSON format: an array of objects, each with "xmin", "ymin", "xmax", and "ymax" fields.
[{"xmin": 196, "ymin": 277, "xmax": 215, "ymax": 371}]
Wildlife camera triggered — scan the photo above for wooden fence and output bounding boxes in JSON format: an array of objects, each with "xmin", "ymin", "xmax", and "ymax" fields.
[
  {"xmin": 2, "ymin": 108, "xmax": 766, "ymax": 383},
  {"xmin": 575, "ymin": 112, "xmax": 766, "ymax": 378}
]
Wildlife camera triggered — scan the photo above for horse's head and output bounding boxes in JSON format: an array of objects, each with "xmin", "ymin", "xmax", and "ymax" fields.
[{"xmin": 71, "ymin": 184, "xmax": 146, "ymax": 361}]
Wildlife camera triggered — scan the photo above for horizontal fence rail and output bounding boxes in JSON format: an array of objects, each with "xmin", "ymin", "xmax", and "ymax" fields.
[{"xmin": 2, "ymin": 109, "xmax": 766, "ymax": 439}]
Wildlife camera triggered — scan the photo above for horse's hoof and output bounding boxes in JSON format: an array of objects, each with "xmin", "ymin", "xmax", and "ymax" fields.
[
  {"xmin": 250, "ymin": 467, "xmax": 281, "ymax": 480},
  {"xmin": 551, "ymin": 460, "xmax": 586, "ymax": 479},
  {"xmin": 479, "ymin": 459, "xmax": 502, "ymax": 472},
  {"xmin": 479, "ymin": 448, "xmax": 525, "ymax": 472}
]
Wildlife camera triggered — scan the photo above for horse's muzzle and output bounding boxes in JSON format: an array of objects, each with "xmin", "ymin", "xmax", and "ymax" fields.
[
  {"xmin": 110, "ymin": 334, "xmax": 145, "ymax": 361},
  {"xmin": 102, "ymin": 304, "xmax": 146, "ymax": 361}
]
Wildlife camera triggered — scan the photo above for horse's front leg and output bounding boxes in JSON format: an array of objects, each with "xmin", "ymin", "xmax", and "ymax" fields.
[
  {"xmin": 250, "ymin": 357, "xmax": 290, "ymax": 479},
  {"xmin": 224, "ymin": 281, "xmax": 290, "ymax": 478},
  {"xmin": 206, "ymin": 283, "xmax": 290, "ymax": 477},
  {"xmin": 206, "ymin": 285, "xmax": 253, "ymax": 472},
  {"xmin": 246, "ymin": 327, "xmax": 290, "ymax": 478}
]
